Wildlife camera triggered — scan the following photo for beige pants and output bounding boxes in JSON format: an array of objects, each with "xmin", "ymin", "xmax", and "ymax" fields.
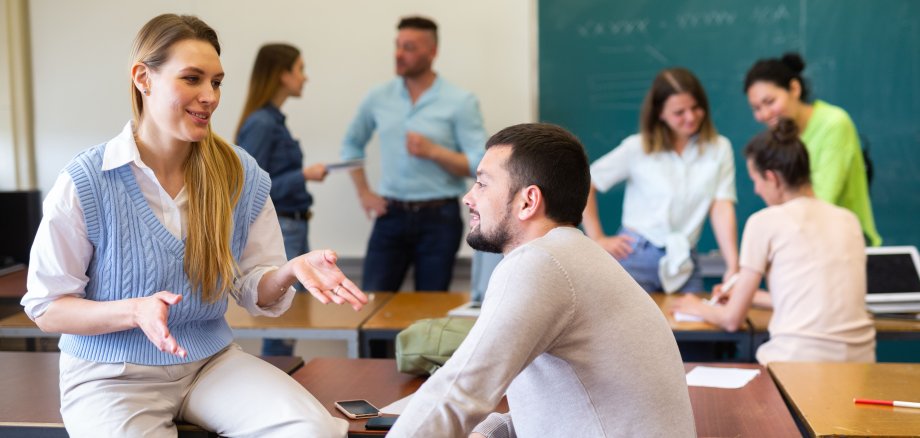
[{"xmin": 59, "ymin": 344, "xmax": 347, "ymax": 438}]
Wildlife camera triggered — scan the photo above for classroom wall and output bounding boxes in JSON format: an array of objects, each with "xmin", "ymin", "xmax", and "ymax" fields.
[
  {"xmin": 0, "ymin": 4, "xmax": 13, "ymax": 190},
  {"xmin": 27, "ymin": 0, "xmax": 536, "ymax": 257},
  {"xmin": 1, "ymin": 0, "xmax": 36, "ymax": 191}
]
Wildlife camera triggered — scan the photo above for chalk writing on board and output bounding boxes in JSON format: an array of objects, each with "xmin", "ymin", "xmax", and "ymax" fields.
[
  {"xmin": 577, "ymin": 20, "xmax": 651, "ymax": 37},
  {"xmin": 575, "ymin": 6, "xmax": 798, "ymax": 39},
  {"xmin": 751, "ymin": 5, "xmax": 792, "ymax": 25},
  {"xmin": 675, "ymin": 11, "xmax": 736, "ymax": 29}
]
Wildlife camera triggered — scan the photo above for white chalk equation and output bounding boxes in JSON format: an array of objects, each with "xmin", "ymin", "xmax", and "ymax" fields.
[
  {"xmin": 575, "ymin": 5, "xmax": 794, "ymax": 38},
  {"xmin": 577, "ymin": 19, "xmax": 651, "ymax": 37},
  {"xmin": 675, "ymin": 10, "xmax": 736, "ymax": 28},
  {"xmin": 751, "ymin": 4, "xmax": 792, "ymax": 25}
]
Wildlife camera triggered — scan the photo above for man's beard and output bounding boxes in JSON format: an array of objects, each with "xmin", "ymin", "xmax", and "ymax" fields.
[{"xmin": 466, "ymin": 210, "xmax": 513, "ymax": 254}]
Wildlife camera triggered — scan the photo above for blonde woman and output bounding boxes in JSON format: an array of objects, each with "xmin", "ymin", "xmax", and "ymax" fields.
[
  {"xmin": 582, "ymin": 68, "xmax": 739, "ymax": 293},
  {"xmin": 236, "ymin": 43, "xmax": 327, "ymax": 356},
  {"xmin": 21, "ymin": 14, "xmax": 363, "ymax": 437}
]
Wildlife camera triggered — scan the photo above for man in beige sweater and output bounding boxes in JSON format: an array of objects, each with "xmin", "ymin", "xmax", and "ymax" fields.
[{"xmin": 389, "ymin": 123, "xmax": 695, "ymax": 437}]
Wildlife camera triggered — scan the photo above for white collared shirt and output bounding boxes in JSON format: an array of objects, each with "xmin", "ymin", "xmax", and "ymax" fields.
[
  {"xmin": 22, "ymin": 122, "xmax": 295, "ymax": 320},
  {"xmin": 590, "ymin": 133, "xmax": 736, "ymax": 248}
]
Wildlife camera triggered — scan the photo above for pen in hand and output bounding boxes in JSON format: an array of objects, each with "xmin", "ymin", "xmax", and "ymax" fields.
[{"xmin": 706, "ymin": 273, "xmax": 739, "ymax": 306}]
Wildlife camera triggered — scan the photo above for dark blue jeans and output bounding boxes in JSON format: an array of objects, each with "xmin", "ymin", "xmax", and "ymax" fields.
[
  {"xmin": 362, "ymin": 200, "xmax": 463, "ymax": 292},
  {"xmin": 616, "ymin": 228, "xmax": 703, "ymax": 293}
]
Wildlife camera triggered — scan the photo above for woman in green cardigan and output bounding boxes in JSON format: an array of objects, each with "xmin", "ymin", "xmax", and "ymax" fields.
[{"xmin": 744, "ymin": 52, "xmax": 881, "ymax": 246}]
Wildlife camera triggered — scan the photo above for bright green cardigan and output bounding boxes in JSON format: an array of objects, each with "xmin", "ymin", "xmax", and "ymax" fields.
[{"xmin": 801, "ymin": 100, "xmax": 882, "ymax": 246}]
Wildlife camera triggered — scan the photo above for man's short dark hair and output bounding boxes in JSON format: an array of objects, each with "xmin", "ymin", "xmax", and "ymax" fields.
[
  {"xmin": 486, "ymin": 123, "xmax": 590, "ymax": 226},
  {"xmin": 397, "ymin": 16, "xmax": 438, "ymax": 44}
]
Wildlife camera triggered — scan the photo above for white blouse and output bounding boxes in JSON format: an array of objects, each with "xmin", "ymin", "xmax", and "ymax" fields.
[
  {"xmin": 21, "ymin": 122, "xmax": 295, "ymax": 320},
  {"xmin": 590, "ymin": 133, "xmax": 736, "ymax": 247},
  {"xmin": 590, "ymin": 134, "xmax": 736, "ymax": 291}
]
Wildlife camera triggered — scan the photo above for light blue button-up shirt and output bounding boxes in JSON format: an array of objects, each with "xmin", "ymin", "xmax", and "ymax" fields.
[{"xmin": 341, "ymin": 76, "xmax": 487, "ymax": 201}]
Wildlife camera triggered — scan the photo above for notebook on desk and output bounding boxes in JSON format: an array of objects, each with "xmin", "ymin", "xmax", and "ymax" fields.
[
  {"xmin": 865, "ymin": 246, "xmax": 920, "ymax": 314},
  {"xmin": 447, "ymin": 301, "xmax": 481, "ymax": 318}
]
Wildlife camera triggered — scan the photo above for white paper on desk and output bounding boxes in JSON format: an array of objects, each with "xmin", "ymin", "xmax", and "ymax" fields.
[
  {"xmin": 380, "ymin": 393, "xmax": 414, "ymax": 415},
  {"xmin": 685, "ymin": 366, "xmax": 761, "ymax": 389},
  {"xmin": 326, "ymin": 159, "xmax": 364, "ymax": 173},
  {"xmin": 673, "ymin": 311, "xmax": 705, "ymax": 322}
]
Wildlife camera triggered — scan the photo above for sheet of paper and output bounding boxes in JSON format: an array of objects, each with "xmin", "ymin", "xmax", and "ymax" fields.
[
  {"xmin": 447, "ymin": 301, "xmax": 482, "ymax": 318},
  {"xmin": 673, "ymin": 311, "xmax": 704, "ymax": 322},
  {"xmin": 326, "ymin": 159, "xmax": 364, "ymax": 173},
  {"xmin": 380, "ymin": 393, "xmax": 414, "ymax": 415},
  {"xmin": 685, "ymin": 366, "xmax": 761, "ymax": 389}
]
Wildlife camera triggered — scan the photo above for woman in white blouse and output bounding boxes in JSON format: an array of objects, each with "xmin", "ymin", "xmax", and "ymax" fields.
[{"xmin": 582, "ymin": 68, "xmax": 739, "ymax": 293}]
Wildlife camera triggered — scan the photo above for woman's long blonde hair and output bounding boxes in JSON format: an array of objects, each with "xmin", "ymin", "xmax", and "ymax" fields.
[
  {"xmin": 639, "ymin": 68, "xmax": 717, "ymax": 154},
  {"xmin": 235, "ymin": 43, "xmax": 301, "ymax": 139},
  {"xmin": 131, "ymin": 14, "xmax": 243, "ymax": 302}
]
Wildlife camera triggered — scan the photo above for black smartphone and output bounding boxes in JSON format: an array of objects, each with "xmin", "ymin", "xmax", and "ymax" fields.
[
  {"xmin": 334, "ymin": 399, "xmax": 380, "ymax": 419},
  {"xmin": 365, "ymin": 415, "xmax": 398, "ymax": 430}
]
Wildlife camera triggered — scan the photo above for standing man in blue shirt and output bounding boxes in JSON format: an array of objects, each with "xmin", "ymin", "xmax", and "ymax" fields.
[{"xmin": 341, "ymin": 16, "xmax": 487, "ymax": 292}]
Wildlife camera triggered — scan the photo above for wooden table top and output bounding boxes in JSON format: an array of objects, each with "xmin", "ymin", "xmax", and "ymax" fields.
[
  {"xmin": 0, "ymin": 267, "xmax": 27, "ymax": 299},
  {"xmin": 769, "ymin": 362, "xmax": 920, "ymax": 437},
  {"xmin": 223, "ymin": 292, "xmax": 394, "ymax": 330},
  {"xmin": 0, "ymin": 310, "xmax": 35, "ymax": 329},
  {"xmin": 294, "ymin": 358, "xmax": 797, "ymax": 437},
  {"xmin": 292, "ymin": 357, "xmax": 423, "ymax": 435},
  {"xmin": 361, "ymin": 292, "xmax": 470, "ymax": 331},
  {"xmin": 872, "ymin": 314, "xmax": 920, "ymax": 333},
  {"xmin": 684, "ymin": 363, "xmax": 798, "ymax": 437},
  {"xmin": 650, "ymin": 293, "xmax": 750, "ymax": 332}
]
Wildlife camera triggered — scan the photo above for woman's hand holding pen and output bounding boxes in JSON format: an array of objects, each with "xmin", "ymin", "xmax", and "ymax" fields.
[
  {"xmin": 710, "ymin": 272, "xmax": 739, "ymax": 304},
  {"xmin": 134, "ymin": 291, "xmax": 187, "ymax": 358}
]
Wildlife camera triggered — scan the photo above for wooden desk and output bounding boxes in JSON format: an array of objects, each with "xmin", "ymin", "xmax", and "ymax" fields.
[
  {"xmin": 871, "ymin": 314, "xmax": 920, "ymax": 340},
  {"xmin": 293, "ymin": 358, "xmax": 798, "ymax": 437},
  {"xmin": 0, "ymin": 266, "xmax": 27, "ymax": 299},
  {"xmin": 684, "ymin": 363, "xmax": 799, "ymax": 437},
  {"xmin": 360, "ymin": 292, "xmax": 470, "ymax": 358},
  {"xmin": 0, "ymin": 267, "xmax": 27, "ymax": 319},
  {"xmin": 226, "ymin": 292, "xmax": 394, "ymax": 358},
  {"xmin": 650, "ymin": 293, "xmax": 754, "ymax": 361},
  {"xmin": 0, "ymin": 311, "xmax": 50, "ymax": 338},
  {"xmin": 769, "ymin": 362, "xmax": 920, "ymax": 437},
  {"xmin": 293, "ymin": 358, "xmax": 422, "ymax": 437},
  {"xmin": 0, "ymin": 351, "xmax": 303, "ymax": 438}
]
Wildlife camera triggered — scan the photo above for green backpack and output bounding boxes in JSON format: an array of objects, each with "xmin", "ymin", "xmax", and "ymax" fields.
[{"xmin": 395, "ymin": 317, "xmax": 476, "ymax": 376}]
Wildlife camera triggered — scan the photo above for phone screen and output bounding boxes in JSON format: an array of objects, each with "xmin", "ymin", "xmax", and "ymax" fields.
[{"xmin": 337, "ymin": 400, "xmax": 379, "ymax": 416}]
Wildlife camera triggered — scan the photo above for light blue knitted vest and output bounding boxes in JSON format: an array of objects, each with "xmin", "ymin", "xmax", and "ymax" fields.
[{"xmin": 59, "ymin": 143, "xmax": 270, "ymax": 365}]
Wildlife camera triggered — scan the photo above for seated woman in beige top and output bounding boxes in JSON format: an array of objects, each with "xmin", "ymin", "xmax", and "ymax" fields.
[{"xmin": 671, "ymin": 118, "xmax": 875, "ymax": 364}]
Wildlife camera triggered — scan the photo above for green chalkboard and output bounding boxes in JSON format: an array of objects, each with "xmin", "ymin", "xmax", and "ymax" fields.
[{"xmin": 539, "ymin": 0, "xmax": 920, "ymax": 250}]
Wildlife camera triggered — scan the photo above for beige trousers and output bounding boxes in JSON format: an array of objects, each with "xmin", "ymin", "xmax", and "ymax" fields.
[{"xmin": 59, "ymin": 343, "xmax": 347, "ymax": 438}]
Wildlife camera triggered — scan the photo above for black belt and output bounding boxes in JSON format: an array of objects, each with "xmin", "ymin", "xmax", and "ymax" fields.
[
  {"xmin": 276, "ymin": 210, "xmax": 312, "ymax": 221},
  {"xmin": 385, "ymin": 197, "xmax": 456, "ymax": 211}
]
